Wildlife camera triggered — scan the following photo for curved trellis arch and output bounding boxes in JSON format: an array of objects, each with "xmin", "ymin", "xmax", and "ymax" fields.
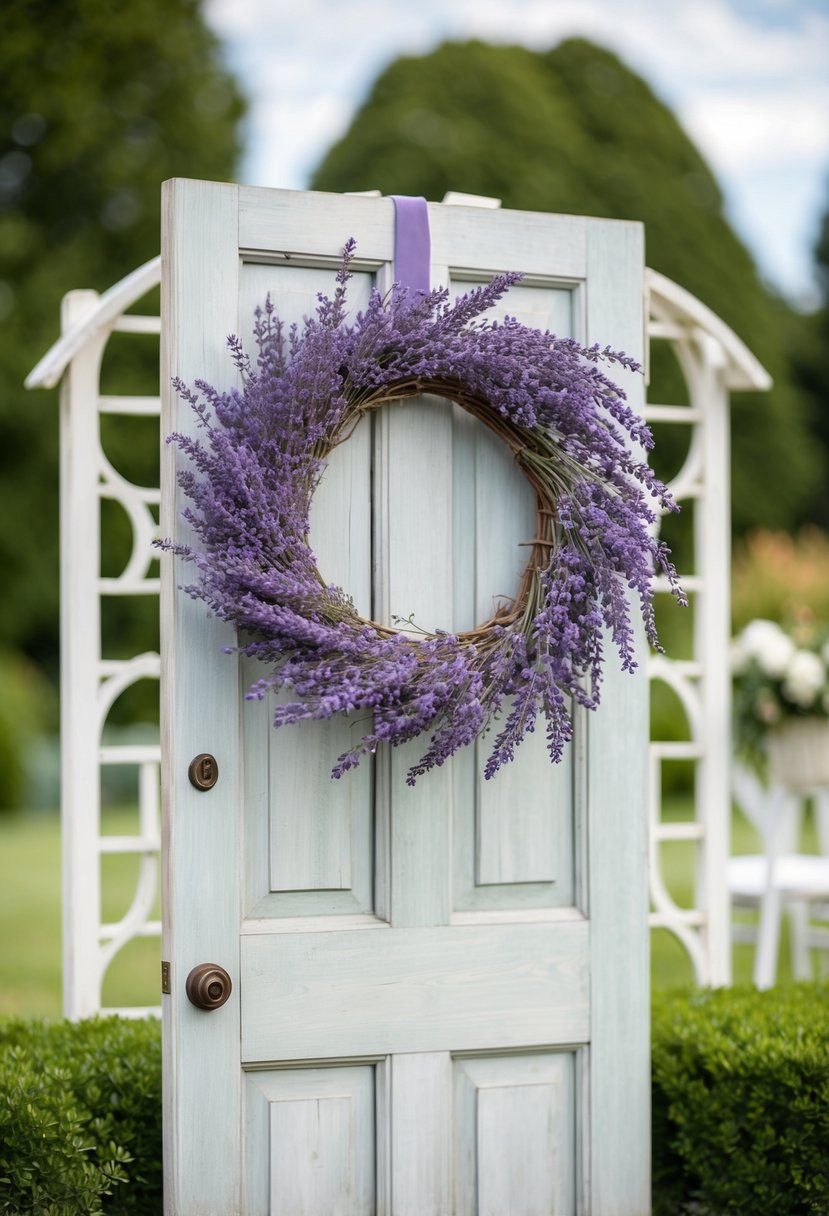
[{"xmin": 27, "ymin": 253, "xmax": 769, "ymax": 1017}]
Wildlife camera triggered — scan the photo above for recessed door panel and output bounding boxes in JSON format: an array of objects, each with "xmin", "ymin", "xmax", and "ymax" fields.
[
  {"xmin": 244, "ymin": 1066, "xmax": 375, "ymax": 1216},
  {"xmin": 453, "ymin": 1052, "xmax": 577, "ymax": 1216}
]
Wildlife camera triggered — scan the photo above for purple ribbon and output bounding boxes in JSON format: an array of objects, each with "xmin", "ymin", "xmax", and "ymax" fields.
[{"xmin": 391, "ymin": 195, "xmax": 430, "ymax": 298}]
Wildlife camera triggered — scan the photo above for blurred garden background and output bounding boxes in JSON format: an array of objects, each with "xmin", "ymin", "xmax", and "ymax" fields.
[{"xmin": 2, "ymin": 0, "xmax": 828, "ymax": 1015}]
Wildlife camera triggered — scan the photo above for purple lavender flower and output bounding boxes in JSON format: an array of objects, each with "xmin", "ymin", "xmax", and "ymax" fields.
[{"xmin": 160, "ymin": 242, "xmax": 684, "ymax": 784}]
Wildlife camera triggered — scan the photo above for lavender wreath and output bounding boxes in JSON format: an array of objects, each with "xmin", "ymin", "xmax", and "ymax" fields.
[{"xmin": 165, "ymin": 240, "xmax": 684, "ymax": 785}]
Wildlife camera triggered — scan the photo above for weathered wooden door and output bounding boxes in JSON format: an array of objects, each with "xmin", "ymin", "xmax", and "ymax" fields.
[{"xmin": 161, "ymin": 180, "xmax": 649, "ymax": 1215}]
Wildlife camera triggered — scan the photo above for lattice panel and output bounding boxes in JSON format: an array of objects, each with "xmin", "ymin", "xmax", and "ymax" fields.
[
  {"xmin": 56, "ymin": 263, "xmax": 163, "ymax": 1018},
  {"xmin": 645, "ymin": 269, "xmax": 769, "ymax": 986}
]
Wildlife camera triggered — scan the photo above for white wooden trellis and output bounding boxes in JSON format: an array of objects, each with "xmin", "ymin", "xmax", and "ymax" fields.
[
  {"xmin": 27, "ymin": 256, "xmax": 163, "ymax": 1019},
  {"xmin": 26, "ymin": 241, "xmax": 769, "ymax": 1019},
  {"xmin": 644, "ymin": 269, "xmax": 770, "ymax": 986}
]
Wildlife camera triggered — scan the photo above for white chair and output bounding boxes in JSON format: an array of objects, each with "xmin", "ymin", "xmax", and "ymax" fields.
[{"xmin": 729, "ymin": 762, "xmax": 829, "ymax": 988}]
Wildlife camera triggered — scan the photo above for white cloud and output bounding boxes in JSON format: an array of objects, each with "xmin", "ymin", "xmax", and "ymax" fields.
[
  {"xmin": 251, "ymin": 94, "xmax": 351, "ymax": 189},
  {"xmin": 655, "ymin": 0, "xmax": 829, "ymax": 80},
  {"xmin": 682, "ymin": 88, "xmax": 829, "ymax": 172}
]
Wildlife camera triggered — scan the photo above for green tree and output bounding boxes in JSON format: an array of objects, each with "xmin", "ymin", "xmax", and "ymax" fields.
[
  {"xmin": 0, "ymin": 0, "xmax": 246, "ymax": 671},
  {"xmin": 791, "ymin": 186, "xmax": 829, "ymax": 523},
  {"xmin": 312, "ymin": 38, "xmax": 823, "ymax": 533}
]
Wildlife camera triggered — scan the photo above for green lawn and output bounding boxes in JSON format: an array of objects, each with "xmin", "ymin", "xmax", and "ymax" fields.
[
  {"xmin": 0, "ymin": 798, "xmax": 819, "ymax": 1016},
  {"xmin": 0, "ymin": 806, "xmax": 161, "ymax": 1017}
]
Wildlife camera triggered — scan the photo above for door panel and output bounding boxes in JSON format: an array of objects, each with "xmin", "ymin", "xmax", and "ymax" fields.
[
  {"xmin": 162, "ymin": 181, "xmax": 649, "ymax": 1214},
  {"xmin": 453, "ymin": 1052, "xmax": 577, "ymax": 1216},
  {"xmin": 245, "ymin": 1065, "xmax": 376, "ymax": 1216},
  {"xmin": 450, "ymin": 277, "xmax": 578, "ymax": 915},
  {"xmin": 240, "ymin": 263, "xmax": 377, "ymax": 924},
  {"xmin": 265, "ymin": 715, "xmax": 375, "ymax": 912},
  {"xmin": 451, "ymin": 742, "xmax": 575, "ymax": 915}
]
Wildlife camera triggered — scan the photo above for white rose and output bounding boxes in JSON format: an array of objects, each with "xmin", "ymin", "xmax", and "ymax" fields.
[
  {"xmin": 759, "ymin": 635, "xmax": 797, "ymax": 678},
  {"xmin": 740, "ymin": 619, "xmax": 795, "ymax": 677},
  {"xmin": 782, "ymin": 649, "xmax": 826, "ymax": 708},
  {"xmin": 755, "ymin": 632, "xmax": 796, "ymax": 677},
  {"xmin": 740, "ymin": 619, "xmax": 784, "ymax": 653}
]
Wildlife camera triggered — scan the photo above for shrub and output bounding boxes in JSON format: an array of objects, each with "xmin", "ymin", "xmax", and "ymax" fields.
[
  {"xmin": 652, "ymin": 983, "xmax": 829, "ymax": 1215},
  {"xmin": 0, "ymin": 1016, "xmax": 162, "ymax": 1214}
]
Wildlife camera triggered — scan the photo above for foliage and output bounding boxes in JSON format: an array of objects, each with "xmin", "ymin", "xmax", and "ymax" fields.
[
  {"xmin": 0, "ymin": 1016, "xmax": 162, "ymax": 1214},
  {"xmin": 166, "ymin": 247, "xmax": 681, "ymax": 782},
  {"xmin": 791, "ymin": 186, "xmax": 829, "ymax": 525},
  {"xmin": 311, "ymin": 37, "xmax": 824, "ymax": 533},
  {"xmin": 732, "ymin": 527, "xmax": 829, "ymax": 629},
  {"xmin": 0, "ymin": 649, "xmax": 57, "ymax": 810},
  {"xmin": 0, "ymin": 0, "xmax": 246, "ymax": 672},
  {"xmin": 731, "ymin": 617, "xmax": 829, "ymax": 757},
  {"xmin": 652, "ymin": 983, "xmax": 829, "ymax": 1215}
]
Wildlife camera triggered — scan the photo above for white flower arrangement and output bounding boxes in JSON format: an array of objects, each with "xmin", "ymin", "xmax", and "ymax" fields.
[{"xmin": 732, "ymin": 617, "xmax": 829, "ymax": 757}]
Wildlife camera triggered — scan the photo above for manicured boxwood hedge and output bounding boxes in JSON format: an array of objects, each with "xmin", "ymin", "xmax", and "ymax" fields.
[
  {"xmin": 0, "ymin": 1016, "xmax": 161, "ymax": 1214},
  {"xmin": 2, "ymin": 984, "xmax": 828, "ymax": 1213},
  {"xmin": 652, "ymin": 982, "xmax": 829, "ymax": 1215}
]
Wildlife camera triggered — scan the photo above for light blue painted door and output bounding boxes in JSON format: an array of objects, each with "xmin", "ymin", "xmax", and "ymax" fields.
[{"xmin": 161, "ymin": 181, "xmax": 650, "ymax": 1215}]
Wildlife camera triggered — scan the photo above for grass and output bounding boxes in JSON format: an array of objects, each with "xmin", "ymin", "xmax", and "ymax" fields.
[
  {"xmin": 0, "ymin": 812, "xmax": 63, "ymax": 1016},
  {"xmin": 0, "ymin": 805, "xmax": 161, "ymax": 1017},
  {"xmin": 0, "ymin": 795, "xmax": 821, "ymax": 1016}
]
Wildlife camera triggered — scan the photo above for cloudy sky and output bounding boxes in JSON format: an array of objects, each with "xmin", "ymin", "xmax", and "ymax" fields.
[{"xmin": 205, "ymin": 0, "xmax": 829, "ymax": 309}]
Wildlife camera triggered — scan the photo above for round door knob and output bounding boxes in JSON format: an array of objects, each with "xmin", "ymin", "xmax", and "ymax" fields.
[{"xmin": 185, "ymin": 963, "xmax": 232, "ymax": 1010}]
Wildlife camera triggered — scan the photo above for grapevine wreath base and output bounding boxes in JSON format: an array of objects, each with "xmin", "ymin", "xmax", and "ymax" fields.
[{"xmin": 163, "ymin": 240, "xmax": 684, "ymax": 785}]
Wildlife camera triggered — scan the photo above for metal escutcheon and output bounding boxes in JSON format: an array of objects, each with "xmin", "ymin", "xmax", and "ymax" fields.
[
  {"xmin": 188, "ymin": 753, "xmax": 219, "ymax": 791},
  {"xmin": 185, "ymin": 963, "xmax": 232, "ymax": 1010}
]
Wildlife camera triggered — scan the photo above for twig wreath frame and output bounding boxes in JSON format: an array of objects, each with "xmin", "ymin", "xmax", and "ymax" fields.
[{"xmin": 163, "ymin": 239, "xmax": 684, "ymax": 785}]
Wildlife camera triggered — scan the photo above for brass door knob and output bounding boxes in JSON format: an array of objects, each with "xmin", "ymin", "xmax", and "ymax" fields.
[{"xmin": 185, "ymin": 963, "xmax": 232, "ymax": 1010}]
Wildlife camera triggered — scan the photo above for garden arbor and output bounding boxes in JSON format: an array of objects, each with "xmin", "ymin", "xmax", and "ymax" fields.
[{"xmin": 28, "ymin": 182, "xmax": 769, "ymax": 1213}]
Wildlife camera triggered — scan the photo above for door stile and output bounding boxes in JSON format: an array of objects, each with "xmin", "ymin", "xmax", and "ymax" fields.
[
  {"xmin": 372, "ymin": 250, "xmax": 466, "ymax": 1215},
  {"xmin": 161, "ymin": 177, "xmax": 245, "ymax": 1215},
  {"xmin": 376, "ymin": 396, "xmax": 456, "ymax": 930},
  {"xmin": 390, "ymin": 1052, "xmax": 453, "ymax": 1216},
  {"xmin": 374, "ymin": 1056, "xmax": 392, "ymax": 1216},
  {"xmin": 584, "ymin": 217, "xmax": 650, "ymax": 1216}
]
